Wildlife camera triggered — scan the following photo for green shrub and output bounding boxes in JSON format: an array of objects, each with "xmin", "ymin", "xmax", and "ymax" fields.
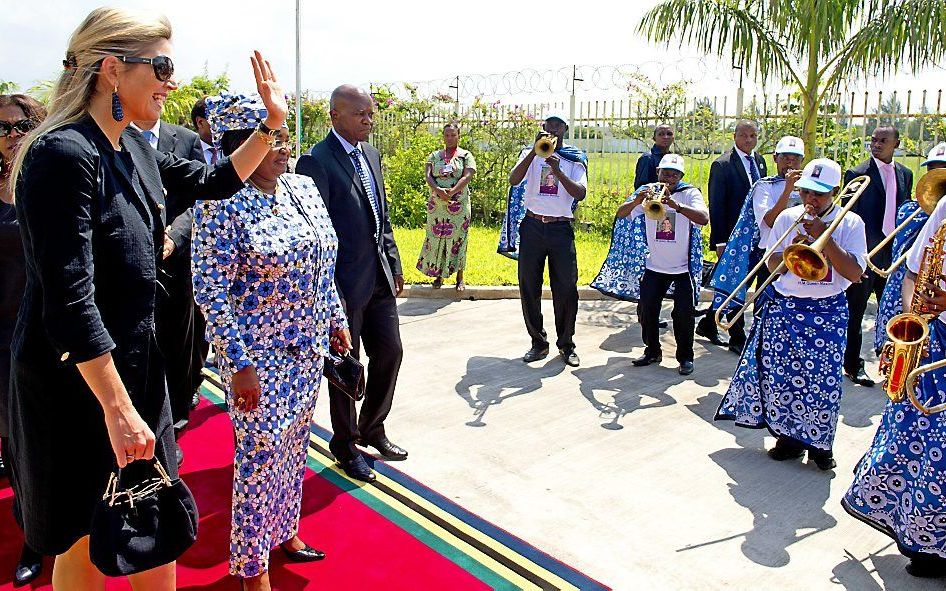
[{"xmin": 385, "ymin": 132, "xmax": 441, "ymax": 227}]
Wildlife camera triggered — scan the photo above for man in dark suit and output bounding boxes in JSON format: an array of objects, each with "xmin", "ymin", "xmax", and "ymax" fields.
[
  {"xmin": 843, "ymin": 126, "xmax": 913, "ymax": 386},
  {"xmin": 634, "ymin": 124, "xmax": 674, "ymax": 189},
  {"xmin": 131, "ymin": 118, "xmax": 208, "ymax": 459},
  {"xmin": 295, "ymin": 85, "xmax": 406, "ymax": 483},
  {"xmin": 696, "ymin": 120, "xmax": 767, "ymax": 353}
]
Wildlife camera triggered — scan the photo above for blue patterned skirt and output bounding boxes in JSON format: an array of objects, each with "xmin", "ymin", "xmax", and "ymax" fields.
[
  {"xmin": 716, "ymin": 288, "xmax": 848, "ymax": 451},
  {"xmin": 843, "ymin": 318, "xmax": 946, "ymax": 561}
]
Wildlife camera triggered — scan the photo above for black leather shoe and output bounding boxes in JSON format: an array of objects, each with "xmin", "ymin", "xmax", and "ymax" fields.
[
  {"xmin": 678, "ymin": 361, "xmax": 694, "ymax": 375},
  {"xmin": 360, "ymin": 436, "xmax": 408, "ymax": 461},
  {"xmin": 13, "ymin": 545, "xmax": 42, "ymax": 587},
  {"xmin": 767, "ymin": 442, "xmax": 805, "ymax": 462},
  {"xmin": 338, "ymin": 455, "xmax": 376, "ymax": 482},
  {"xmin": 845, "ymin": 366, "xmax": 876, "ymax": 387},
  {"xmin": 809, "ymin": 449, "xmax": 837, "ymax": 471},
  {"xmin": 522, "ymin": 346, "xmax": 549, "ymax": 363},
  {"xmin": 695, "ymin": 323, "xmax": 728, "ymax": 346},
  {"xmin": 560, "ymin": 349, "xmax": 580, "ymax": 367},
  {"xmin": 632, "ymin": 354, "xmax": 662, "ymax": 367},
  {"xmin": 281, "ymin": 541, "xmax": 326, "ymax": 562}
]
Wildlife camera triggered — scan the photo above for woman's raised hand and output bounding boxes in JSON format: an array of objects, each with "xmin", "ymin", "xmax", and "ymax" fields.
[{"xmin": 251, "ymin": 50, "xmax": 288, "ymax": 129}]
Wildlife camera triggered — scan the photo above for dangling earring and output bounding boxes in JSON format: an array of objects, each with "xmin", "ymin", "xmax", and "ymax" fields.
[{"xmin": 111, "ymin": 86, "xmax": 124, "ymax": 122}]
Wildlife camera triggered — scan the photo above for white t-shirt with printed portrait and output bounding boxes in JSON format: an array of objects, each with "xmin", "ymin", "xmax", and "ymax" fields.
[
  {"xmin": 765, "ymin": 203, "xmax": 868, "ymax": 298},
  {"xmin": 629, "ymin": 185, "xmax": 707, "ymax": 274},
  {"xmin": 516, "ymin": 148, "xmax": 588, "ymax": 218}
]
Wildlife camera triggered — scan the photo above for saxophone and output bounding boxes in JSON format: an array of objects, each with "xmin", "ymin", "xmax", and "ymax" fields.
[{"xmin": 879, "ymin": 223, "xmax": 946, "ymax": 401}]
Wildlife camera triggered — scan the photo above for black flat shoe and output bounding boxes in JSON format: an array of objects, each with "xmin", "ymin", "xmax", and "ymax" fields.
[
  {"xmin": 560, "ymin": 349, "xmax": 580, "ymax": 367},
  {"xmin": 632, "ymin": 354, "xmax": 662, "ymax": 367},
  {"xmin": 281, "ymin": 541, "xmax": 326, "ymax": 563},
  {"xmin": 809, "ymin": 449, "xmax": 837, "ymax": 471},
  {"xmin": 845, "ymin": 367, "xmax": 876, "ymax": 387},
  {"xmin": 13, "ymin": 545, "xmax": 42, "ymax": 587},
  {"xmin": 359, "ymin": 436, "xmax": 408, "ymax": 461},
  {"xmin": 767, "ymin": 444, "xmax": 805, "ymax": 462},
  {"xmin": 695, "ymin": 323, "xmax": 728, "ymax": 347},
  {"xmin": 522, "ymin": 346, "xmax": 549, "ymax": 363},
  {"xmin": 337, "ymin": 456, "xmax": 376, "ymax": 482},
  {"xmin": 678, "ymin": 361, "xmax": 694, "ymax": 375}
]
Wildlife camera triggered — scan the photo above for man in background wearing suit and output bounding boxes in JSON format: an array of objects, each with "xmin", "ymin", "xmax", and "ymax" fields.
[
  {"xmin": 131, "ymin": 117, "xmax": 207, "ymax": 466},
  {"xmin": 843, "ymin": 126, "xmax": 913, "ymax": 386},
  {"xmin": 634, "ymin": 124, "xmax": 675, "ymax": 189},
  {"xmin": 697, "ymin": 120, "xmax": 767, "ymax": 354},
  {"xmin": 296, "ymin": 85, "xmax": 406, "ymax": 483},
  {"xmin": 191, "ymin": 96, "xmax": 218, "ymax": 167}
]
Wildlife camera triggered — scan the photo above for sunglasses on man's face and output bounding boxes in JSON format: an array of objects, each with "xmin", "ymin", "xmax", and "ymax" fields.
[
  {"xmin": 0, "ymin": 119, "xmax": 37, "ymax": 138},
  {"xmin": 117, "ymin": 55, "xmax": 175, "ymax": 82}
]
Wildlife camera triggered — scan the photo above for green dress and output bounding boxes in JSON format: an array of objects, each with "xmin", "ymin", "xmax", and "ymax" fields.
[{"xmin": 416, "ymin": 147, "xmax": 476, "ymax": 279}]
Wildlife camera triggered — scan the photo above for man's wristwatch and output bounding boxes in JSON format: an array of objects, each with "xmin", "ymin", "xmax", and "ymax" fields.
[{"xmin": 254, "ymin": 122, "xmax": 280, "ymax": 147}]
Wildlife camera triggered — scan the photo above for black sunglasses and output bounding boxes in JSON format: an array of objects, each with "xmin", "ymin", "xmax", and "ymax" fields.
[
  {"xmin": 0, "ymin": 119, "xmax": 37, "ymax": 138},
  {"xmin": 117, "ymin": 55, "xmax": 174, "ymax": 82}
]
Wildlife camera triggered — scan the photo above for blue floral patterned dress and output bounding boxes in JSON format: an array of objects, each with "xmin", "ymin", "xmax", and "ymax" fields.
[{"xmin": 192, "ymin": 173, "xmax": 347, "ymax": 578}]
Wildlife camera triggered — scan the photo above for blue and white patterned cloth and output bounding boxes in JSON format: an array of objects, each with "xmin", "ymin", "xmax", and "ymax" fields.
[
  {"xmin": 192, "ymin": 172, "xmax": 347, "ymax": 577},
  {"xmin": 709, "ymin": 176, "xmax": 784, "ymax": 313},
  {"xmin": 497, "ymin": 144, "xmax": 587, "ymax": 259},
  {"xmin": 715, "ymin": 287, "xmax": 848, "ymax": 450},
  {"xmin": 873, "ymin": 200, "xmax": 929, "ymax": 353},
  {"xmin": 844, "ymin": 317, "xmax": 946, "ymax": 560},
  {"xmin": 590, "ymin": 182, "xmax": 704, "ymax": 305},
  {"xmin": 205, "ymin": 93, "xmax": 270, "ymax": 148}
]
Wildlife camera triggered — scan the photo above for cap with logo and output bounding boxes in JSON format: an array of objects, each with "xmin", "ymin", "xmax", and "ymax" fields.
[
  {"xmin": 922, "ymin": 142, "xmax": 946, "ymax": 167},
  {"xmin": 657, "ymin": 153, "xmax": 686, "ymax": 175},
  {"xmin": 794, "ymin": 158, "xmax": 842, "ymax": 193},
  {"xmin": 775, "ymin": 135, "xmax": 805, "ymax": 156}
]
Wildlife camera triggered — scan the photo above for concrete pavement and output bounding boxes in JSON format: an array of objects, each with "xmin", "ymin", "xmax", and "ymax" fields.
[{"xmin": 312, "ymin": 297, "xmax": 935, "ymax": 590}]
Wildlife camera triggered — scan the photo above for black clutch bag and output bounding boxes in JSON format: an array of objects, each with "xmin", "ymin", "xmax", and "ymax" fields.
[
  {"xmin": 89, "ymin": 459, "xmax": 198, "ymax": 577},
  {"xmin": 325, "ymin": 351, "xmax": 365, "ymax": 401}
]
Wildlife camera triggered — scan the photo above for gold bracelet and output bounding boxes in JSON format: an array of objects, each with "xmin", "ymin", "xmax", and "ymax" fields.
[{"xmin": 254, "ymin": 128, "xmax": 277, "ymax": 147}]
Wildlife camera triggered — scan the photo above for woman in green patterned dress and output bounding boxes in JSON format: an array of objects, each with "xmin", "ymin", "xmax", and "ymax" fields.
[{"xmin": 416, "ymin": 123, "xmax": 476, "ymax": 290}]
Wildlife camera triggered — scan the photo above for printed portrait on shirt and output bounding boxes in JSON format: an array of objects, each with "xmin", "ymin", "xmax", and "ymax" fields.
[
  {"xmin": 539, "ymin": 165, "xmax": 559, "ymax": 195},
  {"xmin": 655, "ymin": 211, "xmax": 677, "ymax": 241}
]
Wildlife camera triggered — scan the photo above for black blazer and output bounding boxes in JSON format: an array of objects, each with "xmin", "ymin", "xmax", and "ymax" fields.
[
  {"xmin": 11, "ymin": 116, "xmax": 243, "ymax": 551},
  {"xmin": 155, "ymin": 122, "xmax": 204, "ymax": 256},
  {"xmin": 844, "ymin": 158, "xmax": 913, "ymax": 268},
  {"xmin": 295, "ymin": 131, "xmax": 401, "ymax": 308},
  {"xmin": 708, "ymin": 148, "xmax": 767, "ymax": 249}
]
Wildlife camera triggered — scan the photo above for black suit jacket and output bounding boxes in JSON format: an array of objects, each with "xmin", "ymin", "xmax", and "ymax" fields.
[
  {"xmin": 708, "ymin": 148, "xmax": 767, "ymax": 249},
  {"xmin": 295, "ymin": 131, "xmax": 401, "ymax": 309},
  {"xmin": 155, "ymin": 122, "xmax": 204, "ymax": 256},
  {"xmin": 843, "ymin": 158, "xmax": 913, "ymax": 268}
]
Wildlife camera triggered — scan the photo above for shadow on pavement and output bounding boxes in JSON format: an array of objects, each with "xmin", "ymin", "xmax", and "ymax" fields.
[{"xmin": 454, "ymin": 355, "xmax": 566, "ymax": 427}]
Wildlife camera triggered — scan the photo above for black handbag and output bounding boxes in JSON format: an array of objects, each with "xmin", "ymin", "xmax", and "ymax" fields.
[
  {"xmin": 325, "ymin": 351, "xmax": 366, "ymax": 401},
  {"xmin": 89, "ymin": 459, "xmax": 198, "ymax": 577}
]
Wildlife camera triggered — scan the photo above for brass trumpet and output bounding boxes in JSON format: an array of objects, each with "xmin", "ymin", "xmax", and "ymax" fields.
[
  {"xmin": 714, "ymin": 175, "xmax": 871, "ymax": 330},
  {"xmin": 866, "ymin": 168, "xmax": 946, "ymax": 277},
  {"xmin": 534, "ymin": 133, "xmax": 558, "ymax": 158},
  {"xmin": 639, "ymin": 182, "xmax": 671, "ymax": 220}
]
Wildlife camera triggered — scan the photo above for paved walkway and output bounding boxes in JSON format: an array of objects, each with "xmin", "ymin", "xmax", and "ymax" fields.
[{"xmin": 312, "ymin": 297, "xmax": 934, "ymax": 590}]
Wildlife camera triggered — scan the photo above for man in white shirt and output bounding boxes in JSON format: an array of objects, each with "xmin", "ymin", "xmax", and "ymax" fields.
[
  {"xmin": 618, "ymin": 154, "xmax": 708, "ymax": 375},
  {"xmin": 716, "ymin": 158, "xmax": 868, "ymax": 471},
  {"xmin": 508, "ymin": 114, "xmax": 588, "ymax": 367}
]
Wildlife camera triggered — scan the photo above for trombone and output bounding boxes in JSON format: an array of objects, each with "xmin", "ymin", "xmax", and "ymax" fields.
[
  {"xmin": 865, "ymin": 168, "xmax": 946, "ymax": 277},
  {"xmin": 534, "ymin": 133, "xmax": 558, "ymax": 158},
  {"xmin": 714, "ymin": 175, "xmax": 872, "ymax": 330}
]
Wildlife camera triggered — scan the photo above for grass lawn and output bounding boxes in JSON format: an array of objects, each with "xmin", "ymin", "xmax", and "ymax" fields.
[{"xmin": 393, "ymin": 225, "xmax": 611, "ymax": 286}]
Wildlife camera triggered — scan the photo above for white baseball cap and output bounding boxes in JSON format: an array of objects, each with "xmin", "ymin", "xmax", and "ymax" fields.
[
  {"xmin": 775, "ymin": 135, "xmax": 805, "ymax": 156},
  {"xmin": 544, "ymin": 112, "xmax": 570, "ymax": 127},
  {"xmin": 922, "ymin": 142, "xmax": 946, "ymax": 167},
  {"xmin": 657, "ymin": 153, "xmax": 685, "ymax": 175},
  {"xmin": 795, "ymin": 158, "xmax": 842, "ymax": 193}
]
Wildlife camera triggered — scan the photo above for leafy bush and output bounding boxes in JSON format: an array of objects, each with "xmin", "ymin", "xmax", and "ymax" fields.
[{"xmin": 385, "ymin": 132, "xmax": 441, "ymax": 227}]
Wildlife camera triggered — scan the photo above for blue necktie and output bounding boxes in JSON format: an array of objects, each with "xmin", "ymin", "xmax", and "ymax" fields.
[
  {"xmin": 141, "ymin": 129, "xmax": 156, "ymax": 148},
  {"xmin": 349, "ymin": 148, "xmax": 381, "ymax": 242},
  {"xmin": 745, "ymin": 155, "xmax": 760, "ymax": 183}
]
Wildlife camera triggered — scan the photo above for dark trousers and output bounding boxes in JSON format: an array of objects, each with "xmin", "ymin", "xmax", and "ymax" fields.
[
  {"xmin": 328, "ymin": 271, "xmax": 403, "ymax": 461},
  {"xmin": 845, "ymin": 268, "xmax": 886, "ymax": 373},
  {"xmin": 639, "ymin": 269, "xmax": 695, "ymax": 362},
  {"xmin": 517, "ymin": 216, "xmax": 579, "ymax": 351},
  {"xmin": 156, "ymin": 263, "xmax": 208, "ymax": 427},
  {"xmin": 697, "ymin": 248, "xmax": 770, "ymax": 347}
]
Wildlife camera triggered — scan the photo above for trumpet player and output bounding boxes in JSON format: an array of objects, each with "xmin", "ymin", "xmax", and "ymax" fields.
[
  {"xmin": 504, "ymin": 113, "xmax": 588, "ymax": 366},
  {"xmin": 704, "ymin": 136, "xmax": 806, "ymax": 350},
  {"xmin": 615, "ymin": 154, "xmax": 708, "ymax": 375},
  {"xmin": 715, "ymin": 159, "xmax": 868, "ymax": 471},
  {"xmin": 843, "ymin": 186, "xmax": 946, "ymax": 579}
]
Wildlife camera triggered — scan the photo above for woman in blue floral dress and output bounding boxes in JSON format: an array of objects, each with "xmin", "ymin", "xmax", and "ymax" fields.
[{"xmin": 192, "ymin": 94, "xmax": 351, "ymax": 591}]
